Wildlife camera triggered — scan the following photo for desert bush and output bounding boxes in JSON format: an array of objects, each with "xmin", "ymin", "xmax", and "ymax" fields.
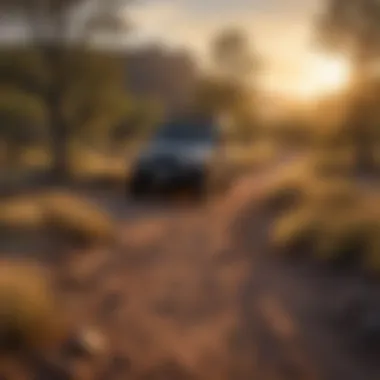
[
  {"xmin": 68, "ymin": 148, "xmax": 129, "ymax": 187},
  {"xmin": 42, "ymin": 192, "xmax": 116, "ymax": 247},
  {"xmin": 270, "ymin": 186, "xmax": 380, "ymax": 276},
  {"xmin": 0, "ymin": 196, "xmax": 44, "ymax": 231},
  {"xmin": 227, "ymin": 141, "xmax": 276, "ymax": 171},
  {"xmin": 0, "ymin": 260, "xmax": 67, "ymax": 353},
  {"xmin": 271, "ymin": 206, "xmax": 321, "ymax": 256},
  {"xmin": 307, "ymin": 179, "xmax": 359, "ymax": 210},
  {"xmin": 310, "ymin": 148, "xmax": 356, "ymax": 178},
  {"xmin": 314, "ymin": 210, "xmax": 370, "ymax": 263},
  {"xmin": 263, "ymin": 160, "xmax": 319, "ymax": 213},
  {"xmin": 0, "ymin": 192, "xmax": 116, "ymax": 248}
]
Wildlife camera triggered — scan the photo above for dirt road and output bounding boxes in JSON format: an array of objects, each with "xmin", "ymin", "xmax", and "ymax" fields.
[{"xmin": 44, "ymin": 167, "xmax": 380, "ymax": 380}]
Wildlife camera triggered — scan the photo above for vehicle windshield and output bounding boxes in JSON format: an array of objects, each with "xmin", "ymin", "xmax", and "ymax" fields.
[{"xmin": 154, "ymin": 120, "xmax": 216, "ymax": 144}]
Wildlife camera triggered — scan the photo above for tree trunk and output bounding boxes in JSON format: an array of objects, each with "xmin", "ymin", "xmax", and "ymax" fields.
[
  {"xmin": 6, "ymin": 142, "xmax": 21, "ymax": 170},
  {"xmin": 42, "ymin": 44, "xmax": 69, "ymax": 184},
  {"xmin": 348, "ymin": 61, "xmax": 373, "ymax": 174},
  {"xmin": 49, "ymin": 88, "xmax": 68, "ymax": 183}
]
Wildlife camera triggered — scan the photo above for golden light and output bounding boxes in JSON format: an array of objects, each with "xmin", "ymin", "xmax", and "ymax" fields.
[{"xmin": 296, "ymin": 54, "xmax": 351, "ymax": 100}]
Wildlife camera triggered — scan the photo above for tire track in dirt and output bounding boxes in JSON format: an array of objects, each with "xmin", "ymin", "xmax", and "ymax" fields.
[{"xmin": 55, "ymin": 158, "xmax": 321, "ymax": 380}]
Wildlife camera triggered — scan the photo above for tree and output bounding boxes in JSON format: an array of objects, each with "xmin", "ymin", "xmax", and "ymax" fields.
[
  {"xmin": 318, "ymin": 0, "xmax": 380, "ymax": 71},
  {"xmin": 317, "ymin": 0, "xmax": 380, "ymax": 172},
  {"xmin": 0, "ymin": 48, "xmax": 48, "ymax": 94},
  {"xmin": 61, "ymin": 49, "xmax": 134, "ymax": 148},
  {"xmin": 0, "ymin": 88, "xmax": 47, "ymax": 166},
  {"xmin": 197, "ymin": 28, "xmax": 259, "ymax": 142},
  {"xmin": 212, "ymin": 28, "xmax": 257, "ymax": 83},
  {"xmin": 193, "ymin": 77, "xmax": 244, "ymax": 116},
  {"xmin": 0, "ymin": 0, "xmax": 133, "ymax": 181},
  {"xmin": 111, "ymin": 98, "xmax": 164, "ymax": 145}
]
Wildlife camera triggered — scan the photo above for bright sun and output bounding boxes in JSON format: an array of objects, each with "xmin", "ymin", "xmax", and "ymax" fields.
[{"xmin": 296, "ymin": 54, "xmax": 351, "ymax": 99}]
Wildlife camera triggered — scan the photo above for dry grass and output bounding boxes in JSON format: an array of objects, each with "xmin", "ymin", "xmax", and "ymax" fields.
[
  {"xmin": 16, "ymin": 143, "xmax": 139, "ymax": 184},
  {"xmin": 0, "ymin": 191, "xmax": 116, "ymax": 248},
  {"xmin": 271, "ymin": 206, "xmax": 321, "ymax": 255},
  {"xmin": 42, "ymin": 191, "xmax": 116, "ymax": 247},
  {"xmin": 68, "ymin": 148, "xmax": 130, "ymax": 185},
  {"xmin": 270, "ymin": 184, "xmax": 380, "ymax": 274},
  {"xmin": 228, "ymin": 141, "xmax": 277, "ymax": 169},
  {"xmin": 307, "ymin": 179, "xmax": 360, "ymax": 210},
  {"xmin": 263, "ymin": 159, "xmax": 318, "ymax": 213},
  {"xmin": 19, "ymin": 147, "xmax": 52, "ymax": 170},
  {"xmin": 0, "ymin": 195, "xmax": 45, "ymax": 231},
  {"xmin": 0, "ymin": 260, "xmax": 67, "ymax": 353},
  {"xmin": 310, "ymin": 148, "xmax": 356, "ymax": 178},
  {"xmin": 263, "ymin": 153, "xmax": 362, "ymax": 213}
]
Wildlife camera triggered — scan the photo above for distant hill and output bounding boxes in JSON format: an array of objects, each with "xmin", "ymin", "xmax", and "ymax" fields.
[{"xmin": 123, "ymin": 45, "xmax": 200, "ymax": 115}]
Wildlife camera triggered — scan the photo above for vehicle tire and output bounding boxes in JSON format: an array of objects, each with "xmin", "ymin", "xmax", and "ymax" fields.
[
  {"xmin": 192, "ymin": 175, "xmax": 209, "ymax": 202},
  {"xmin": 129, "ymin": 174, "xmax": 147, "ymax": 199}
]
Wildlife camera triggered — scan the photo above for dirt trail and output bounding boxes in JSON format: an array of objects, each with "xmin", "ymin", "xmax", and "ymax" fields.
[
  {"xmin": 11, "ymin": 161, "xmax": 379, "ymax": 380},
  {"xmin": 51, "ymin": 167, "xmax": 286, "ymax": 379}
]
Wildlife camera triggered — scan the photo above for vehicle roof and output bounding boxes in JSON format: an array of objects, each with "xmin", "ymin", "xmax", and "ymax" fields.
[{"xmin": 154, "ymin": 115, "xmax": 219, "ymax": 140}]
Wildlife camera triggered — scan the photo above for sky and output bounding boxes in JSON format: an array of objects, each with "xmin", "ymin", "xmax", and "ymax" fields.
[
  {"xmin": 125, "ymin": 0, "xmax": 323, "ymax": 96},
  {"xmin": 0, "ymin": 0, "xmax": 337, "ymax": 98}
]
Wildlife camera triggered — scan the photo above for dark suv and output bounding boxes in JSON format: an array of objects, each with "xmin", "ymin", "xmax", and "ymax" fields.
[{"xmin": 128, "ymin": 117, "xmax": 229, "ymax": 199}]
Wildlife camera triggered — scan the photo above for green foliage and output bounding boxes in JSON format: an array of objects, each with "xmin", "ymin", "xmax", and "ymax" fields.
[
  {"xmin": 0, "ymin": 46, "xmax": 138, "ymax": 155},
  {"xmin": 318, "ymin": 0, "xmax": 380, "ymax": 66},
  {"xmin": 0, "ymin": 0, "xmax": 136, "ymax": 178},
  {"xmin": 193, "ymin": 27, "xmax": 258, "ymax": 142},
  {"xmin": 0, "ymin": 48, "xmax": 49, "ymax": 93},
  {"xmin": 0, "ymin": 88, "xmax": 47, "ymax": 144},
  {"xmin": 194, "ymin": 77, "xmax": 244, "ymax": 115},
  {"xmin": 212, "ymin": 28, "xmax": 256, "ymax": 81},
  {"xmin": 61, "ymin": 49, "xmax": 135, "ymax": 144},
  {"xmin": 124, "ymin": 98, "xmax": 164, "ymax": 137},
  {"xmin": 316, "ymin": 0, "xmax": 380, "ymax": 173}
]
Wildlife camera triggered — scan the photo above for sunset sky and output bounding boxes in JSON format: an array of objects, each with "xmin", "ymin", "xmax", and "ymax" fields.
[
  {"xmin": 126, "ymin": 0, "xmax": 327, "ymax": 96},
  {"xmin": 0, "ymin": 0, "xmax": 350, "ymax": 98}
]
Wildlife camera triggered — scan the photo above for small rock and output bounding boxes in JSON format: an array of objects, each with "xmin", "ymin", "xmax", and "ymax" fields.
[{"xmin": 62, "ymin": 327, "xmax": 107, "ymax": 359}]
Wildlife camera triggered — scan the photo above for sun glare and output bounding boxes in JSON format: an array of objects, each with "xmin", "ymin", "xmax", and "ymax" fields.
[{"xmin": 296, "ymin": 54, "xmax": 351, "ymax": 100}]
